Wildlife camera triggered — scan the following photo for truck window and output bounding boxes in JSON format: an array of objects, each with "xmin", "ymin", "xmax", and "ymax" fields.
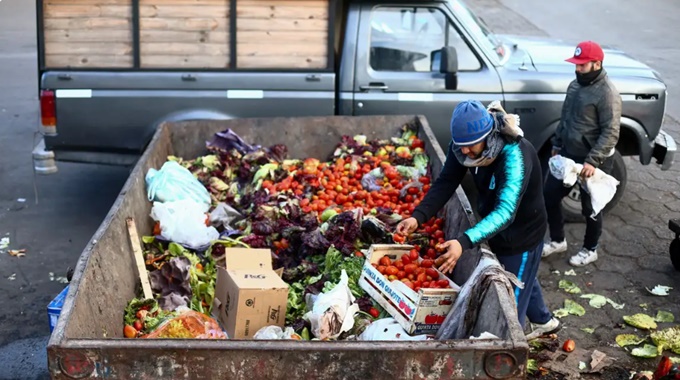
[{"xmin": 369, "ymin": 7, "xmax": 481, "ymax": 73}]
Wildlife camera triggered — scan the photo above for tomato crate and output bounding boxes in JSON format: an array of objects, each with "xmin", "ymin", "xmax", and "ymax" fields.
[{"xmin": 359, "ymin": 244, "xmax": 460, "ymax": 335}]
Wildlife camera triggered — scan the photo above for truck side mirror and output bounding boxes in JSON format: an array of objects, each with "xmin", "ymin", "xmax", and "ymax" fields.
[{"xmin": 431, "ymin": 47, "xmax": 459, "ymax": 90}]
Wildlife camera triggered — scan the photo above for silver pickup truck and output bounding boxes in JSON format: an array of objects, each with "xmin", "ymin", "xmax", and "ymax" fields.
[{"xmin": 34, "ymin": 0, "xmax": 674, "ymax": 219}]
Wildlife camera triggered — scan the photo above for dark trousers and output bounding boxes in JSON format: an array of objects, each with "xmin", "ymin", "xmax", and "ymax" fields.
[
  {"xmin": 497, "ymin": 242, "xmax": 552, "ymax": 327},
  {"xmin": 544, "ymin": 155, "xmax": 613, "ymax": 251}
]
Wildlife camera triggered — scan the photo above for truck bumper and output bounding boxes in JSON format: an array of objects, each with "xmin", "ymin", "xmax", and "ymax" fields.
[
  {"xmin": 32, "ymin": 138, "xmax": 58, "ymax": 175},
  {"xmin": 652, "ymin": 129, "xmax": 676, "ymax": 171}
]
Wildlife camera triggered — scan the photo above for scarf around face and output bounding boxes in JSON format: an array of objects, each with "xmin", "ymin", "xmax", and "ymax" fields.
[{"xmin": 453, "ymin": 101, "xmax": 523, "ymax": 168}]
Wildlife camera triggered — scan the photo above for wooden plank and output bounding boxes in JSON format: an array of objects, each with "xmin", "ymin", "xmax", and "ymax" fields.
[
  {"xmin": 238, "ymin": 43, "xmax": 326, "ymax": 56},
  {"xmin": 237, "ymin": 30, "xmax": 326, "ymax": 43},
  {"xmin": 237, "ymin": 18, "xmax": 327, "ymax": 31},
  {"xmin": 45, "ymin": 29, "xmax": 132, "ymax": 42},
  {"xmin": 139, "ymin": 5, "xmax": 228, "ymax": 18},
  {"xmin": 45, "ymin": 42, "xmax": 132, "ymax": 55},
  {"xmin": 126, "ymin": 218, "xmax": 153, "ymax": 300},
  {"xmin": 141, "ymin": 30, "xmax": 228, "ymax": 43},
  {"xmin": 237, "ymin": 55, "xmax": 326, "ymax": 69},
  {"xmin": 140, "ymin": 17, "xmax": 227, "ymax": 31},
  {"xmin": 140, "ymin": 0, "xmax": 226, "ymax": 4},
  {"xmin": 237, "ymin": 5, "xmax": 328, "ymax": 20},
  {"xmin": 45, "ymin": 54, "xmax": 132, "ymax": 68},
  {"xmin": 237, "ymin": 0, "xmax": 328, "ymax": 6},
  {"xmin": 44, "ymin": 5, "xmax": 103, "ymax": 18},
  {"xmin": 45, "ymin": 0, "xmax": 129, "ymax": 4},
  {"xmin": 141, "ymin": 55, "xmax": 229, "ymax": 68},
  {"xmin": 44, "ymin": 17, "xmax": 131, "ymax": 30},
  {"xmin": 141, "ymin": 42, "xmax": 228, "ymax": 55}
]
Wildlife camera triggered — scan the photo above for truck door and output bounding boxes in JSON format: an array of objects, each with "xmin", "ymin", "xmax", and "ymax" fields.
[{"xmin": 352, "ymin": 3, "xmax": 504, "ymax": 149}]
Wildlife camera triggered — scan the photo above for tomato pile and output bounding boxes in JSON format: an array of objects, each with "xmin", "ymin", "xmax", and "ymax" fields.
[{"xmin": 371, "ymin": 248, "xmax": 452, "ymax": 293}]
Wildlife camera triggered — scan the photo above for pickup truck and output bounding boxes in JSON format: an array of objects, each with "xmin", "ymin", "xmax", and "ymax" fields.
[
  {"xmin": 48, "ymin": 114, "xmax": 528, "ymax": 379},
  {"xmin": 34, "ymin": 0, "xmax": 675, "ymax": 219}
]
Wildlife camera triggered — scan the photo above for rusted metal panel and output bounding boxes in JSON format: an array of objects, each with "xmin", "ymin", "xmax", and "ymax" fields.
[{"xmin": 48, "ymin": 115, "xmax": 528, "ymax": 379}]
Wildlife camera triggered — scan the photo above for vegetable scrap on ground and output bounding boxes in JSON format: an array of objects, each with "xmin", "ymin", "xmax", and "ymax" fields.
[{"xmin": 123, "ymin": 124, "xmax": 451, "ymax": 340}]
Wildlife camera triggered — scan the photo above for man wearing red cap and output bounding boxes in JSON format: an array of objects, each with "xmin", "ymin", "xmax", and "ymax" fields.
[{"xmin": 542, "ymin": 41, "xmax": 622, "ymax": 266}]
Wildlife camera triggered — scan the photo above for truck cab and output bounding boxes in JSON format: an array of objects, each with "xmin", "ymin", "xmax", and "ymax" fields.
[{"xmin": 34, "ymin": 0, "xmax": 675, "ymax": 217}]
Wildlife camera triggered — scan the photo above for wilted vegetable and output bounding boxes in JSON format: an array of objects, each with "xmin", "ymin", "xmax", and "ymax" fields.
[
  {"xmin": 623, "ymin": 314, "xmax": 658, "ymax": 330},
  {"xmin": 559, "ymin": 280, "xmax": 581, "ymax": 294},
  {"xmin": 651, "ymin": 327, "xmax": 680, "ymax": 354},
  {"xmin": 656, "ymin": 311, "xmax": 676, "ymax": 323},
  {"xmin": 616, "ymin": 334, "xmax": 647, "ymax": 347},
  {"xmin": 631, "ymin": 344, "xmax": 660, "ymax": 358}
]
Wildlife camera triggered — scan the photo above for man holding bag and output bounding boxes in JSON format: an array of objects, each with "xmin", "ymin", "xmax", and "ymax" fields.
[
  {"xmin": 396, "ymin": 100, "xmax": 559, "ymax": 339},
  {"xmin": 542, "ymin": 41, "xmax": 622, "ymax": 267}
]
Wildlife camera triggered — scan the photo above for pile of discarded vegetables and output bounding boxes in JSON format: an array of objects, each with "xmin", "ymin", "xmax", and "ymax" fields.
[{"xmin": 123, "ymin": 124, "xmax": 451, "ymax": 340}]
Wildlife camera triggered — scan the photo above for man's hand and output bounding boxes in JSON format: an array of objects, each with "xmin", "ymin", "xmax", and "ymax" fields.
[
  {"xmin": 434, "ymin": 240, "xmax": 463, "ymax": 274},
  {"xmin": 581, "ymin": 162, "xmax": 596, "ymax": 178},
  {"xmin": 395, "ymin": 217, "xmax": 418, "ymax": 236}
]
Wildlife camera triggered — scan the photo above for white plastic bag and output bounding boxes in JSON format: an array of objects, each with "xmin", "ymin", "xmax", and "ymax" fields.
[
  {"xmin": 253, "ymin": 326, "xmax": 301, "ymax": 340},
  {"xmin": 359, "ymin": 318, "xmax": 429, "ymax": 341},
  {"xmin": 150, "ymin": 200, "xmax": 219, "ymax": 249},
  {"xmin": 146, "ymin": 161, "xmax": 211, "ymax": 209},
  {"xmin": 548, "ymin": 155, "xmax": 620, "ymax": 218},
  {"xmin": 304, "ymin": 270, "xmax": 360, "ymax": 340}
]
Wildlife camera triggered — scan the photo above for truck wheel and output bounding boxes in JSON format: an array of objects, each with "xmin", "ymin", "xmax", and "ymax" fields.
[
  {"xmin": 670, "ymin": 237, "xmax": 680, "ymax": 271},
  {"xmin": 561, "ymin": 151, "xmax": 627, "ymax": 222}
]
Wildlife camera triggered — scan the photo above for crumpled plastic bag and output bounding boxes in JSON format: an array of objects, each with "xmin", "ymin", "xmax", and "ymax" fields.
[
  {"xmin": 209, "ymin": 202, "xmax": 244, "ymax": 230},
  {"xmin": 140, "ymin": 310, "xmax": 227, "ymax": 339},
  {"xmin": 549, "ymin": 155, "xmax": 620, "ymax": 218},
  {"xmin": 150, "ymin": 199, "xmax": 220, "ymax": 249},
  {"xmin": 361, "ymin": 168, "xmax": 383, "ymax": 192},
  {"xmin": 359, "ymin": 318, "xmax": 430, "ymax": 341},
  {"xmin": 304, "ymin": 270, "xmax": 360, "ymax": 340},
  {"xmin": 253, "ymin": 326, "xmax": 302, "ymax": 340},
  {"xmin": 146, "ymin": 161, "xmax": 211, "ymax": 209},
  {"xmin": 436, "ymin": 249, "xmax": 520, "ymax": 340}
]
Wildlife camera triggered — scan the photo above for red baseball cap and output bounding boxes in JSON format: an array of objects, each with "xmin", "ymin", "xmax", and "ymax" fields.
[{"xmin": 565, "ymin": 41, "xmax": 604, "ymax": 64}]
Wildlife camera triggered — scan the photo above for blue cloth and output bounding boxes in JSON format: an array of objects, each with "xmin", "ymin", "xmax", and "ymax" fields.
[
  {"xmin": 450, "ymin": 100, "xmax": 494, "ymax": 146},
  {"xmin": 497, "ymin": 242, "xmax": 552, "ymax": 327}
]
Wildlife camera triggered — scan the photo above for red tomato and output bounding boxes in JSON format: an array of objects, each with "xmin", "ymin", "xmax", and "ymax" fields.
[
  {"xmin": 404, "ymin": 264, "xmax": 417, "ymax": 274},
  {"xmin": 425, "ymin": 268, "xmax": 439, "ymax": 280},
  {"xmin": 401, "ymin": 255, "xmax": 411, "ymax": 265},
  {"xmin": 397, "ymin": 270, "xmax": 406, "ymax": 279},
  {"xmin": 437, "ymin": 279, "xmax": 450, "ymax": 288},
  {"xmin": 394, "ymin": 260, "xmax": 404, "ymax": 270},
  {"xmin": 379, "ymin": 256, "xmax": 392, "ymax": 267},
  {"xmin": 385, "ymin": 266, "xmax": 399, "ymax": 276},
  {"xmin": 420, "ymin": 259, "xmax": 434, "ymax": 268},
  {"xmin": 409, "ymin": 250, "xmax": 419, "ymax": 261}
]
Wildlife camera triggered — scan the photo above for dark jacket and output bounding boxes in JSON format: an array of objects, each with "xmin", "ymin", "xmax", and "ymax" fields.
[
  {"xmin": 412, "ymin": 139, "xmax": 547, "ymax": 256},
  {"xmin": 552, "ymin": 69, "xmax": 622, "ymax": 167}
]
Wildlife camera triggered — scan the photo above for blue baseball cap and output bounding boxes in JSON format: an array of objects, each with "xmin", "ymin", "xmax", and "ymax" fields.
[{"xmin": 450, "ymin": 100, "xmax": 494, "ymax": 146}]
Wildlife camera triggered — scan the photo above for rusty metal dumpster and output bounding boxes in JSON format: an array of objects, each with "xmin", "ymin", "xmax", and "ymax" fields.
[{"xmin": 47, "ymin": 115, "xmax": 528, "ymax": 379}]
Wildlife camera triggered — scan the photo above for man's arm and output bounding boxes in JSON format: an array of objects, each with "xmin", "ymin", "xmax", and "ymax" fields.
[
  {"xmin": 457, "ymin": 142, "xmax": 532, "ymax": 250},
  {"xmin": 586, "ymin": 87, "xmax": 622, "ymax": 167},
  {"xmin": 412, "ymin": 143, "xmax": 466, "ymax": 225}
]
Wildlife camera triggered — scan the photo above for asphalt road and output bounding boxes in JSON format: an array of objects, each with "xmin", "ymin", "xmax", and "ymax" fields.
[{"xmin": 0, "ymin": 0, "xmax": 679, "ymax": 379}]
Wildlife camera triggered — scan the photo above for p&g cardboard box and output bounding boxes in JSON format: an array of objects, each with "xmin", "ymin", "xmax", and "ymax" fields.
[{"xmin": 213, "ymin": 248, "xmax": 289, "ymax": 339}]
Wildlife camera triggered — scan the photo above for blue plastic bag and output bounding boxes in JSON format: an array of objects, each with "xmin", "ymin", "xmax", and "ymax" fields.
[{"xmin": 146, "ymin": 161, "xmax": 211, "ymax": 210}]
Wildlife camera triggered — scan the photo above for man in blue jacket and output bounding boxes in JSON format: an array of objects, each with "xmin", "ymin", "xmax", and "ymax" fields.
[{"xmin": 396, "ymin": 100, "xmax": 559, "ymax": 338}]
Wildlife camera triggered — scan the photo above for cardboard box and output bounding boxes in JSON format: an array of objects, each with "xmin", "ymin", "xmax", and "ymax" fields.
[
  {"xmin": 212, "ymin": 248, "xmax": 289, "ymax": 339},
  {"xmin": 358, "ymin": 244, "xmax": 460, "ymax": 335},
  {"xmin": 47, "ymin": 285, "xmax": 69, "ymax": 333}
]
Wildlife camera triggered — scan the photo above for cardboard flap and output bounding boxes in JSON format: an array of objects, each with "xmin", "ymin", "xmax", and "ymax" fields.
[
  {"xmin": 230, "ymin": 270, "xmax": 289, "ymax": 289},
  {"xmin": 224, "ymin": 248, "xmax": 273, "ymax": 270}
]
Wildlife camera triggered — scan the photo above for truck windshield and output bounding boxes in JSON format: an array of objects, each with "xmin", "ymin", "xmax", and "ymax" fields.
[{"xmin": 447, "ymin": 0, "xmax": 508, "ymax": 64}]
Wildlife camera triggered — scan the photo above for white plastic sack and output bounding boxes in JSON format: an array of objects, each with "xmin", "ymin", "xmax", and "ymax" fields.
[
  {"xmin": 548, "ymin": 155, "xmax": 620, "ymax": 218},
  {"xmin": 253, "ymin": 326, "xmax": 301, "ymax": 340},
  {"xmin": 304, "ymin": 270, "xmax": 360, "ymax": 340},
  {"xmin": 146, "ymin": 161, "xmax": 211, "ymax": 210},
  {"xmin": 150, "ymin": 199, "xmax": 219, "ymax": 249},
  {"xmin": 359, "ymin": 318, "xmax": 429, "ymax": 341}
]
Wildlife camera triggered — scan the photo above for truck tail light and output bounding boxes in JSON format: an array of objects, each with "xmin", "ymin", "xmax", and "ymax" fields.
[
  {"xmin": 40, "ymin": 89, "xmax": 56, "ymax": 131},
  {"xmin": 484, "ymin": 351, "xmax": 520, "ymax": 379},
  {"xmin": 59, "ymin": 352, "xmax": 94, "ymax": 379}
]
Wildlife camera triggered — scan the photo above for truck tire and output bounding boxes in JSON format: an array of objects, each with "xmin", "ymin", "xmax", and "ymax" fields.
[{"xmin": 561, "ymin": 151, "xmax": 627, "ymax": 222}]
